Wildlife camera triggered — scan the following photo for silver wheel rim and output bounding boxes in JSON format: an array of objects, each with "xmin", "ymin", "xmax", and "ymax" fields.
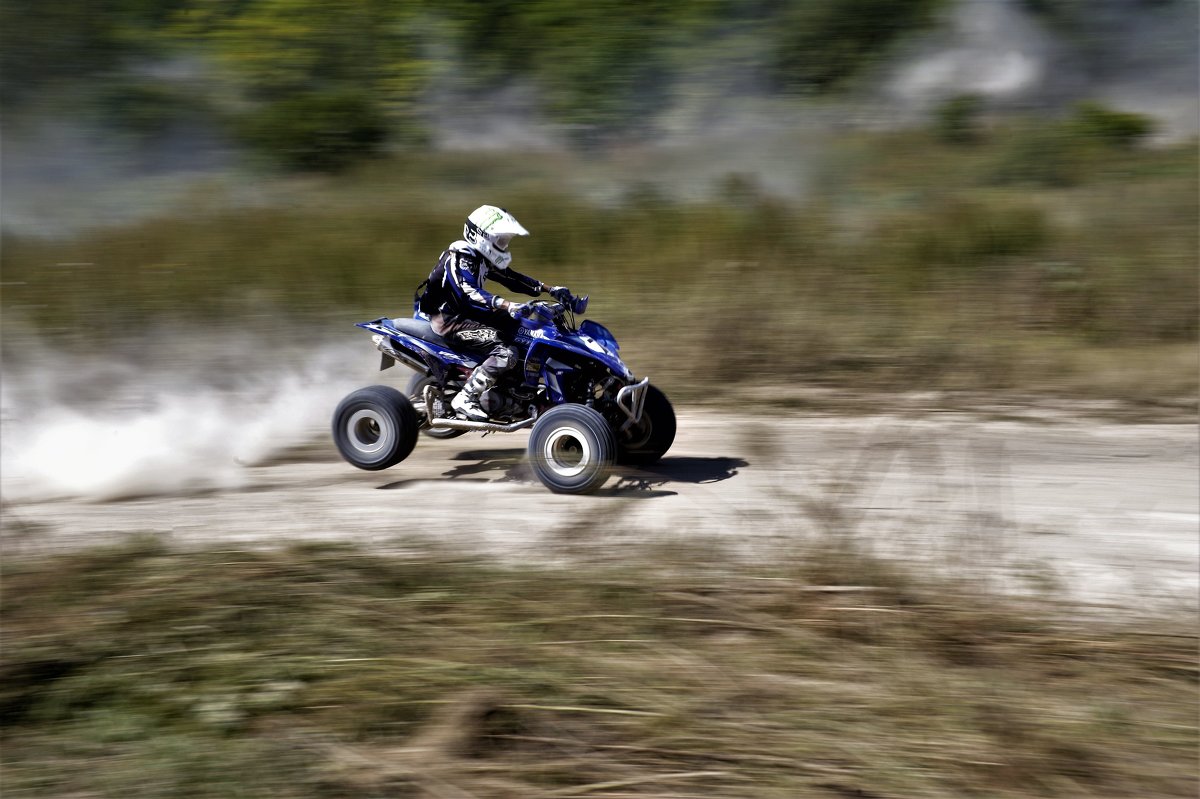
[
  {"xmin": 622, "ymin": 417, "xmax": 652, "ymax": 450},
  {"xmin": 543, "ymin": 427, "xmax": 591, "ymax": 478},
  {"xmin": 347, "ymin": 409, "xmax": 393, "ymax": 455}
]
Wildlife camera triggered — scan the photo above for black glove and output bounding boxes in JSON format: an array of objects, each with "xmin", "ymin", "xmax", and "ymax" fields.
[{"xmin": 549, "ymin": 286, "xmax": 587, "ymax": 314}]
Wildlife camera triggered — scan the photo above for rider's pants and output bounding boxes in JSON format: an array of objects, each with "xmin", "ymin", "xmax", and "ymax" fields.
[{"xmin": 431, "ymin": 315, "xmax": 519, "ymax": 381}]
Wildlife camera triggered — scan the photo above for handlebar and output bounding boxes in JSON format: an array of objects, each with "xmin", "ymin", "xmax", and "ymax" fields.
[{"xmin": 528, "ymin": 299, "xmax": 577, "ymax": 331}]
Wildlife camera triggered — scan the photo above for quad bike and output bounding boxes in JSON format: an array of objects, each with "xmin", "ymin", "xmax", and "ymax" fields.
[{"xmin": 332, "ymin": 298, "xmax": 675, "ymax": 494}]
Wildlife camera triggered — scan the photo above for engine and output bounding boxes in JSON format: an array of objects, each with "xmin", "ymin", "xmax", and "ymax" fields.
[{"xmin": 479, "ymin": 384, "xmax": 534, "ymax": 421}]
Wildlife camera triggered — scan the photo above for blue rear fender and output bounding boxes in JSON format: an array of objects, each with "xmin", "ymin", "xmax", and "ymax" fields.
[{"xmin": 356, "ymin": 318, "xmax": 476, "ymax": 375}]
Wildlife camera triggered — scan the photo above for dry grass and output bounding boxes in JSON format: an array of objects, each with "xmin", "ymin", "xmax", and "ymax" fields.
[
  {"xmin": 2, "ymin": 129, "xmax": 1196, "ymax": 403},
  {"xmin": 2, "ymin": 535, "xmax": 1196, "ymax": 798}
]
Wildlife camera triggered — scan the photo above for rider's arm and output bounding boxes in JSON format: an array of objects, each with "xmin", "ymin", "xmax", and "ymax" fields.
[
  {"xmin": 445, "ymin": 251, "xmax": 505, "ymax": 312},
  {"xmin": 490, "ymin": 267, "xmax": 545, "ymax": 298}
]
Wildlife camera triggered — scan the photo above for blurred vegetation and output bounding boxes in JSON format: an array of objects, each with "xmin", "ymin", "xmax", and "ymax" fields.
[
  {"xmin": 3, "ymin": 112, "xmax": 1195, "ymax": 402},
  {"xmin": 238, "ymin": 89, "xmax": 391, "ymax": 171},
  {"xmin": 2, "ymin": 0, "xmax": 947, "ymax": 164},
  {"xmin": 0, "ymin": 0, "xmax": 187, "ymax": 104},
  {"xmin": 2, "ymin": 536, "xmax": 1196, "ymax": 797},
  {"xmin": 987, "ymin": 102, "xmax": 1157, "ymax": 187},
  {"xmin": 1067, "ymin": 101, "xmax": 1155, "ymax": 149},
  {"xmin": 933, "ymin": 93, "xmax": 985, "ymax": 144},
  {"xmin": 1, "ymin": 0, "xmax": 1193, "ymax": 402},
  {"xmin": 770, "ymin": 0, "xmax": 945, "ymax": 92}
]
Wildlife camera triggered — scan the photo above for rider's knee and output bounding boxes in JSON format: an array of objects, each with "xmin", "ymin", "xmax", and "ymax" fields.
[{"xmin": 483, "ymin": 344, "xmax": 516, "ymax": 375}]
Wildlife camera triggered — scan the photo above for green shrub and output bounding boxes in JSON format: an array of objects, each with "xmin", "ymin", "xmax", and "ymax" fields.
[
  {"xmin": 770, "ymin": 0, "xmax": 947, "ymax": 91},
  {"xmin": 238, "ymin": 90, "xmax": 389, "ymax": 172},
  {"xmin": 95, "ymin": 80, "xmax": 209, "ymax": 141},
  {"xmin": 888, "ymin": 199, "xmax": 1052, "ymax": 274},
  {"xmin": 934, "ymin": 93, "xmax": 985, "ymax": 144},
  {"xmin": 1068, "ymin": 101, "xmax": 1154, "ymax": 149},
  {"xmin": 987, "ymin": 104, "xmax": 1154, "ymax": 187},
  {"xmin": 988, "ymin": 125, "xmax": 1080, "ymax": 187}
]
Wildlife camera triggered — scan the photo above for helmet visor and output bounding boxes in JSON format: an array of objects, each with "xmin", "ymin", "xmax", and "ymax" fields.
[{"xmin": 493, "ymin": 233, "xmax": 513, "ymax": 252}]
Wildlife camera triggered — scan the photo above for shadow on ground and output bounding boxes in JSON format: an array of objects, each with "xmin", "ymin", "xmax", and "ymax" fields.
[{"xmin": 376, "ymin": 450, "xmax": 748, "ymax": 497}]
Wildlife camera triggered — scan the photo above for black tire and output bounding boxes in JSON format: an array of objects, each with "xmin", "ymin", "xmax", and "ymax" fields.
[
  {"xmin": 617, "ymin": 384, "xmax": 676, "ymax": 466},
  {"xmin": 527, "ymin": 404, "xmax": 616, "ymax": 494},
  {"xmin": 332, "ymin": 385, "xmax": 419, "ymax": 471},
  {"xmin": 406, "ymin": 374, "xmax": 467, "ymax": 440}
]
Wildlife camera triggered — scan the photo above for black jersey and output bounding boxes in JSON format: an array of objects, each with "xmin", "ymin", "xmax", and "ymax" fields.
[{"xmin": 421, "ymin": 241, "xmax": 542, "ymax": 326}]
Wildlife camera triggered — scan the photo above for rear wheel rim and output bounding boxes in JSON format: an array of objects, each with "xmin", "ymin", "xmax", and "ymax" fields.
[
  {"xmin": 543, "ymin": 427, "xmax": 591, "ymax": 478},
  {"xmin": 347, "ymin": 409, "xmax": 393, "ymax": 455}
]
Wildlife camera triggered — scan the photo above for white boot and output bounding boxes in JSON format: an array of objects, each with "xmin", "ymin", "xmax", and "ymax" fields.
[{"xmin": 451, "ymin": 368, "xmax": 495, "ymax": 422}]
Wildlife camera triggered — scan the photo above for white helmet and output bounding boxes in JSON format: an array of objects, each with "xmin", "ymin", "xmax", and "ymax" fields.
[{"xmin": 464, "ymin": 205, "xmax": 529, "ymax": 270}]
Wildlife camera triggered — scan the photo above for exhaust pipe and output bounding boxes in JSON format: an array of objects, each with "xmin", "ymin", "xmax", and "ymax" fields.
[
  {"xmin": 372, "ymin": 335, "xmax": 430, "ymax": 375},
  {"xmin": 429, "ymin": 417, "xmax": 538, "ymax": 433},
  {"xmin": 422, "ymin": 383, "xmax": 537, "ymax": 433}
]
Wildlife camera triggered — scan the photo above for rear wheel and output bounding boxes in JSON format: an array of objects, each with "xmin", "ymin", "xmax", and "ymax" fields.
[
  {"xmin": 332, "ymin": 385, "xmax": 419, "ymax": 471},
  {"xmin": 528, "ymin": 404, "xmax": 615, "ymax": 494},
  {"xmin": 406, "ymin": 374, "xmax": 467, "ymax": 440},
  {"xmin": 616, "ymin": 384, "xmax": 676, "ymax": 466}
]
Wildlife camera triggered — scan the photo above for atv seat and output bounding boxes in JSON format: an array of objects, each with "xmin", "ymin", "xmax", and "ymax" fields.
[{"xmin": 390, "ymin": 317, "xmax": 452, "ymax": 349}]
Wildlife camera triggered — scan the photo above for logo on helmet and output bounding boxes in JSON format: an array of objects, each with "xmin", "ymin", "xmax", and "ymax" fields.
[{"xmin": 464, "ymin": 205, "xmax": 528, "ymax": 270}]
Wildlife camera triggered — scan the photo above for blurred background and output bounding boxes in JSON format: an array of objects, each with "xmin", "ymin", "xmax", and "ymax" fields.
[
  {"xmin": 1, "ymin": 0, "xmax": 1196, "ymax": 401},
  {"xmin": 3, "ymin": 3, "xmax": 1199, "ymax": 797}
]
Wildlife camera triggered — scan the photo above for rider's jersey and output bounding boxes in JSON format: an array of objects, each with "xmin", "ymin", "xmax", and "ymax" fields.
[{"xmin": 421, "ymin": 241, "xmax": 542, "ymax": 327}]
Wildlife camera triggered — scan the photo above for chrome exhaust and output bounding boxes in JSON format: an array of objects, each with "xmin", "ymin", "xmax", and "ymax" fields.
[
  {"xmin": 372, "ymin": 335, "xmax": 429, "ymax": 375},
  {"xmin": 429, "ymin": 416, "xmax": 538, "ymax": 433},
  {"xmin": 423, "ymin": 383, "xmax": 537, "ymax": 433}
]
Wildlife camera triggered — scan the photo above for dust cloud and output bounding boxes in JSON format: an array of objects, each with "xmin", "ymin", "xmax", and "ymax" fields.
[
  {"xmin": 0, "ymin": 329, "xmax": 373, "ymax": 502},
  {"xmin": 890, "ymin": 0, "xmax": 1199, "ymax": 140}
]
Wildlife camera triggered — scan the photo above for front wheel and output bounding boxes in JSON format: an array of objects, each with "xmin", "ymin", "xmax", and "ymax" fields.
[
  {"xmin": 332, "ymin": 385, "xmax": 419, "ymax": 471},
  {"xmin": 528, "ymin": 404, "xmax": 615, "ymax": 494},
  {"xmin": 617, "ymin": 384, "xmax": 676, "ymax": 466}
]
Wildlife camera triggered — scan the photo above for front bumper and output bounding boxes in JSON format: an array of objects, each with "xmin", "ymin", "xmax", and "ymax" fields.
[{"xmin": 615, "ymin": 377, "xmax": 650, "ymax": 431}]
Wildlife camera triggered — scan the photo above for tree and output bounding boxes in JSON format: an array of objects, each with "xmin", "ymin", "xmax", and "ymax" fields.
[{"xmin": 174, "ymin": 0, "xmax": 428, "ymax": 168}]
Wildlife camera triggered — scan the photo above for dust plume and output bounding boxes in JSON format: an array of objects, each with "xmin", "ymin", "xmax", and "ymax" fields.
[
  {"xmin": 889, "ymin": 0, "xmax": 1199, "ymax": 140},
  {"xmin": 0, "ymin": 328, "xmax": 375, "ymax": 502}
]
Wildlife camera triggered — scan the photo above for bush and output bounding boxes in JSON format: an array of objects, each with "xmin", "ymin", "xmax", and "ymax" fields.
[
  {"xmin": 988, "ymin": 123, "xmax": 1083, "ymax": 187},
  {"xmin": 888, "ymin": 199, "xmax": 1052, "ymax": 275},
  {"xmin": 238, "ymin": 90, "xmax": 389, "ymax": 172},
  {"xmin": 771, "ymin": 0, "xmax": 947, "ymax": 91},
  {"xmin": 1068, "ymin": 101, "xmax": 1154, "ymax": 149},
  {"xmin": 987, "ymin": 104, "xmax": 1155, "ymax": 187},
  {"xmin": 934, "ymin": 93, "xmax": 985, "ymax": 144}
]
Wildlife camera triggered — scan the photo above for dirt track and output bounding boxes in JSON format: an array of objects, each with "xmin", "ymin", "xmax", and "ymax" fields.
[{"xmin": 3, "ymin": 409, "xmax": 1196, "ymax": 608}]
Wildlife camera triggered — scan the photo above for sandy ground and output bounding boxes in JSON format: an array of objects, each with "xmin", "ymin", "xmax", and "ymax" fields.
[{"xmin": 3, "ymin": 410, "xmax": 1197, "ymax": 609}]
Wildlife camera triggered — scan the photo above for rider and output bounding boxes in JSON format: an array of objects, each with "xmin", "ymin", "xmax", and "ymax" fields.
[{"xmin": 418, "ymin": 205, "xmax": 577, "ymax": 422}]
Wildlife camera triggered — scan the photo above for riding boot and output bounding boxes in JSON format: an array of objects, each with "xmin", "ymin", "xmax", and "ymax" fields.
[{"xmin": 451, "ymin": 367, "xmax": 496, "ymax": 422}]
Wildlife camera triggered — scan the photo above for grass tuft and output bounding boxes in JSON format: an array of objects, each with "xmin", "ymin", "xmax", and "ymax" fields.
[{"xmin": 2, "ymin": 537, "xmax": 1195, "ymax": 797}]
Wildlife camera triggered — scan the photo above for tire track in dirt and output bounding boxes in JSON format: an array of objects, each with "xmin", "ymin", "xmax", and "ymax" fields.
[{"xmin": 3, "ymin": 411, "xmax": 1196, "ymax": 609}]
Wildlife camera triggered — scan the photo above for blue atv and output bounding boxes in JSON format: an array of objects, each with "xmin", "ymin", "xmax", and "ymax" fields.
[{"xmin": 332, "ymin": 300, "xmax": 675, "ymax": 494}]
